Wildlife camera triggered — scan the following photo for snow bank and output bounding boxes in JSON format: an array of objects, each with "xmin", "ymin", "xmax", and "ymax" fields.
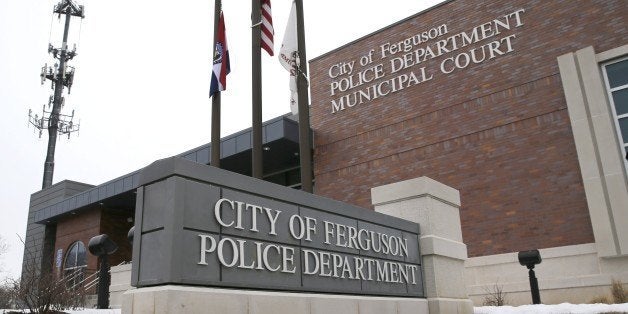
[
  {"xmin": 5, "ymin": 304, "xmax": 628, "ymax": 314},
  {"xmin": 475, "ymin": 302, "xmax": 628, "ymax": 314}
]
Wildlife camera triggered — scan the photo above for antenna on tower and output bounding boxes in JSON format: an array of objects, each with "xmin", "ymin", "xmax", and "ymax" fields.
[{"xmin": 28, "ymin": 0, "xmax": 85, "ymax": 189}]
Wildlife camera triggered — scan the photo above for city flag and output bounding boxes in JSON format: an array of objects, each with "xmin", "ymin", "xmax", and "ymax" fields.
[
  {"xmin": 279, "ymin": 1, "xmax": 298, "ymax": 114},
  {"xmin": 261, "ymin": 0, "xmax": 274, "ymax": 56},
  {"xmin": 210, "ymin": 11, "xmax": 230, "ymax": 97}
]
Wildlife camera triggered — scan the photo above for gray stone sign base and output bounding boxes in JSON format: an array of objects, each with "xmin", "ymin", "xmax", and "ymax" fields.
[
  {"xmin": 122, "ymin": 285, "xmax": 428, "ymax": 314},
  {"xmin": 371, "ymin": 177, "xmax": 474, "ymax": 314}
]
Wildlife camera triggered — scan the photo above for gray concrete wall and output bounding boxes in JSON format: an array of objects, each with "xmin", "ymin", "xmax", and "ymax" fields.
[
  {"xmin": 466, "ymin": 243, "xmax": 628, "ymax": 305},
  {"xmin": 110, "ymin": 263, "xmax": 133, "ymax": 308},
  {"xmin": 123, "ymin": 285, "xmax": 428, "ymax": 314}
]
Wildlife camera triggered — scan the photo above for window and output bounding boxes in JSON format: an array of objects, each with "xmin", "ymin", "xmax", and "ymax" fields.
[
  {"xmin": 63, "ymin": 241, "xmax": 87, "ymax": 288},
  {"xmin": 264, "ymin": 167, "xmax": 304, "ymax": 189},
  {"xmin": 602, "ymin": 57, "xmax": 628, "ymax": 173}
]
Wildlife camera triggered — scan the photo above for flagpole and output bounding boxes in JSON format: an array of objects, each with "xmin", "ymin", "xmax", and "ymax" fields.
[
  {"xmin": 295, "ymin": 0, "xmax": 313, "ymax": 192},
  {"xmin": 252, "ymin": 0, "xmax": 263, "ymax": 179},
  {"xmin": 211, "ymin": 0, "xmax": 222, "ymax": 168}
]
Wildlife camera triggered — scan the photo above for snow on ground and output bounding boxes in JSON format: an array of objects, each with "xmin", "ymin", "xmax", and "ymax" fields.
[
  {"xmin": 3, "ymin": 304, "xmax": 628, "ymax": 313},
  {"xmin": 475, "ymin": 303, "xmax": 628, "ymax": 314},
  {"xmin": 0, "ymin": 310, "xmax": 120, "ymax": 314},
  {"xmin": 64, "ymin": 310, "xmax": 121, "ymax": 314}
]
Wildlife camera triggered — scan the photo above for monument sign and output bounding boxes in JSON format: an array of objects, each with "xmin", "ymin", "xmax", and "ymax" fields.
[{"xmin": 131, "ymin": 157, "xmax": 423, "ymax": 297}]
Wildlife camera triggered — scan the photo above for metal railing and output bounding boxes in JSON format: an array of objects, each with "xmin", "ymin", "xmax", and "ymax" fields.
[{"xmin": 68, "ymin": 261, "xmax": 130, "ymax": 297}]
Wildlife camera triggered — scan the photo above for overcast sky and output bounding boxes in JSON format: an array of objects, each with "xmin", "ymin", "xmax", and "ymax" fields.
[{"xmin": 0, "ymin": 0, "xmax": 445, "ymax": 279}]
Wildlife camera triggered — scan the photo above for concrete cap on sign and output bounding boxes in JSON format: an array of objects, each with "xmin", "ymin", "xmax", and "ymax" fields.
[{"xmin": 371, "ymin": 176, "xmax": 460, "ymax": 207}]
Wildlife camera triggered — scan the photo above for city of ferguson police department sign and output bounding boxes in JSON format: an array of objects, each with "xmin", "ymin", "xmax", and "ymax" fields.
[{"xmin": 131, "ymin": 158, "xmax": 423, "ymax": 297}]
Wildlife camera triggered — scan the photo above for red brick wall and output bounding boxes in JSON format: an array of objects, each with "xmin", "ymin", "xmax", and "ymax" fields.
[
  {"xmin": 54, "ymin": 207, "xmax": 101, "ymax": 276},
  {"xmin": 310, "ymin": 0, "xmax": 628, "ymax": 257},
  {"xmin": 54, "ymin": 207, "xmax": 134, "ymax": 277},
  {"xmin": 100, "ymin": 209, "xmax": 134, "ymax": 266}
]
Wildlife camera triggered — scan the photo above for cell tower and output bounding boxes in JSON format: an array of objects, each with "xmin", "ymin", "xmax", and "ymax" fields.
[{"xmin": 28, "ymin": 0, "xmax": 84, "ymax": 189}]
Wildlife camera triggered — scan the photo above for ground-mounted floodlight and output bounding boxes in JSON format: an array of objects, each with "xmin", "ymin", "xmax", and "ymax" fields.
[
  {"xmin": 88, "ymin": 234, "xmax": 118, "ymax": 309},
  {"xmin": 518, "ymin": 249, "xmax": 542, "ymax": 304}
]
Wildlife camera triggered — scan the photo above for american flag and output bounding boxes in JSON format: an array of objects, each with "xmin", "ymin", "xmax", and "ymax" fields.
[{"xmin": 260, "ymin": 0, "xmax": 274, "ymax": 56}]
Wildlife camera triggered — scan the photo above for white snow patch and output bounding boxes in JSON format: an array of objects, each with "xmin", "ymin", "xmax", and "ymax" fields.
[
  {"xmin": 475, "ymin": 303, "xmax": 628, "ymax": 314},
  {"xmin": 4, "ymin": 304, "xmax": 628, "ymax": 314},
  {"xmin": 0, "ymin": 310, "xmax": 121, "ymax": 314}
]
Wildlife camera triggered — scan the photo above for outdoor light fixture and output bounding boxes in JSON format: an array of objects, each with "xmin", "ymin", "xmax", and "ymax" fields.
[
  {"xmin": 127, "ymin": 226, "xmax": 135, "ymax": 244},
  {"xmin": 518, "ymin": 249, "xmax": 542, "ymax": 304},
  {"xmin": 88, "ymin": 234, "xmax": 118, "ymax": 309},
  {"xmin": 88, "ymin": 234, "xmax": 117, "ymax": 256}
]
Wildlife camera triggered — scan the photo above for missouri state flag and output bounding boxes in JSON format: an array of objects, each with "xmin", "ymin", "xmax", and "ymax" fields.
[{"xmin": 210, "ymin": 11, "xmax": 230, "ymax": 97}]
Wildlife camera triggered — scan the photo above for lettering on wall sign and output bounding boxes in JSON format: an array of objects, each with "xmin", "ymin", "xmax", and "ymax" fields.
[
  {"xmin": 196, "ymin": 198, "xmax": 420, "ymax": 286},
  {"xmin": 328, "ymin": 8, "xmax": 526, "ymax": 114}
]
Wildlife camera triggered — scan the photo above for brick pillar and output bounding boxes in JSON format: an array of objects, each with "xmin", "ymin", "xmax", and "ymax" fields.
[{"xmin": 372, "ymin": 177, "xmax": 473, "ymax": 314}]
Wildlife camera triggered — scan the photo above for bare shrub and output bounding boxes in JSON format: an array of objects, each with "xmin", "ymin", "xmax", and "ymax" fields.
[
  {"xmin": 482, "ymin": 282, "xmax": 508, "ymax": 306},
  {"xmin": 0, "ymin": 235, "xmax": 7, "ymax": 255},
  {"xmin": 588, "ymin": 279, "xmax": 627, "ymax": 305},
  {"xmin": 7, "ymin": 263, "xmax": 88, "ymax": 313},
  {"xmin": 611, "ymin": 279, "xmax": 627, "ymax": 304},
  {"xmin": 5, "ymin": 240, "xmax": 88, "ymax": 313},
  {"xmin": 589, "ymin": 295, "xmax": 610, "ymax": 304},
  {"xmin": 0, "ymin": 281, "xmax": 13, "ymax": 309},
  {"xmin": 0, "ymin": 235, "xmax": 8, "ymax": 273}
]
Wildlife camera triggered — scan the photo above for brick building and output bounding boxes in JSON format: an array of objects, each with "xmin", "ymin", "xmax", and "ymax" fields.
[
  {"xmin": 308, "ymin": 0, "xmax": 628, "ymax": 303},
  {"xmin": 23, "ymin": 0, "xmax": 628, "ymax": 306}
]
